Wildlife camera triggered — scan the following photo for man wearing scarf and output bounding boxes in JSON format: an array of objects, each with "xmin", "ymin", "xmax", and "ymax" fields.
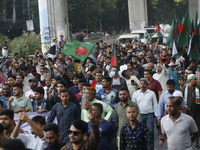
[{"xmin": 181, "ymin": 74, "xmax": 200, "ymax": 148}]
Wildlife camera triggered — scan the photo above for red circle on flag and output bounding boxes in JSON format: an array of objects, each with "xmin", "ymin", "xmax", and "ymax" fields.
[{"xmin": 76, "ymin": 46, "xmax": 88, "ymax": 55}]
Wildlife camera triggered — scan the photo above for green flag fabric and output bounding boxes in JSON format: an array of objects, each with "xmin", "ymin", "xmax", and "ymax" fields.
[
  {"xmin": 63, "ymin": 40, "xmax": 94, "ymax": 62},
  {"xmin": 177, "ymin": 12, "xmax": 191, "ymax": 48},
  {"xmin": 166, "ymin": 18, "xmax": 176, "ymax": 48},
  {"xmin": 188, "ymin": 13, "xmax": 199, "ymax": 61}
]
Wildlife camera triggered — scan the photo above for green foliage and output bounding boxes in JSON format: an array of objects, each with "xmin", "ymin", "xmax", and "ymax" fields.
[
  {"xmin": 9, "ymin": 30, "xmax": 40, "ymax": 57},
  {"xmin": 147, "ymin": 0, "xmax": 188, "ymax": 25},
  {"xmin": 68, "ymin": 0, "xmax": 119, "ymax": 33},
  {"xmin": 0, "ymin": 34, "xmax": 10, "ymax": 45}
]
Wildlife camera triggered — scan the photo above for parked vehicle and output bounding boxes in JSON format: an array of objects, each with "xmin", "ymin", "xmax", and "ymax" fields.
[
  {"xmin": 116, "ymin": 34, "xmax": 141, "ymax": 47},
  {"xmin": 131, "ymin": 29, "xmax": 150, "ymax": 44}
]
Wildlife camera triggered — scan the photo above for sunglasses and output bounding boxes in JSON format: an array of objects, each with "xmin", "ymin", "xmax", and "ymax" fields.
[{"xmin": 67, "ymin": 130, "xmax": 82, "ymax": 136}]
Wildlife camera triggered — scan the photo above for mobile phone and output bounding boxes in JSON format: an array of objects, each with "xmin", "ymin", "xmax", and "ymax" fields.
[{"xmin": 131, "ymin": 80, "xmax": 134, "ymax": 83}]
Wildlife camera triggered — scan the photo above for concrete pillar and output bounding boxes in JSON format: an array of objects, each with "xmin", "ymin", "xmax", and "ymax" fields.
[
  {"xmin": 38, "ymin": 0, "xmax": 51, "ymax": 53},
  {"xmin": 128, "ymin": 0, "xmax": 148, "ymax": 32},
  {"xmin": 38, "ymin": 0, "xmax": 70, "ymax": 52},
  {"xmin": 47, "ymin": 0, "xmax": 56, "ymax": 38},
  {"xmin": 47, "ymin": 0, "xmax": 70, "ymax": 42},
  {"xmin": 188, "ymin": 0, "xmax": 200, "ymax": 21}
]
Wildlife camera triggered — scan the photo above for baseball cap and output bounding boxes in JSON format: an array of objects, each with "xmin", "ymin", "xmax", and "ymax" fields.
[{"xmin": 29, "ymin": 78, "xmax": 38, "ymax": 82}]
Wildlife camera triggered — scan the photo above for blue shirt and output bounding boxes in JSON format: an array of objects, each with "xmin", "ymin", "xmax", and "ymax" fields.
[
  {"xmin": 157, "ymin": 90, "xmax": 186, "ymax": 119},
  {"xmin": 96, "ymin": 88, "xmax": 119, "ymax": 108},
  {"xmin": 69, "ymin": 86, "xmax": 80, "ymax": 95},
  {"xmin": 47, "ymin": 102, "xmax": 80, "ymax": 144},
  {"xmin": 168, "ymin": 69, "xmax": 180, "ymax": 90},
  {"xmin": 0, "ymin": 96, "xmax": 9, "ymax": 108},
  {"xmin": 88, "ymin": 119, "xmax": 116, "ymax": 150}
]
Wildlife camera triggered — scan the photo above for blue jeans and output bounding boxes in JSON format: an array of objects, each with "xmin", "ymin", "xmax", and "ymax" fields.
[{"xmin": 141, "ymin": 113, "xmax": 154, "ymax": 145}]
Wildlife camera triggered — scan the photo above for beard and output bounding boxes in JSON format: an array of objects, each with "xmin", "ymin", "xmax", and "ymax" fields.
[
  {"xmin": 121, "ymin": 98, "xmax": 128, "ymax": 102},
  {"xmin": 30, "ymin": 85, "xmax": 37, "ymax": 90}
]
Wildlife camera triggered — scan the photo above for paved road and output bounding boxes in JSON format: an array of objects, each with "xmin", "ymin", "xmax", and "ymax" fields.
[{"xmin": 154, "ymin": 126, "xmax": 167, "ymax": 150}]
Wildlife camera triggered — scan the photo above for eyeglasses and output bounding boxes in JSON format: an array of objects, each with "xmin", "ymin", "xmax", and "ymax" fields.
[{"xmin": 67, "ymin": 130, "xmax": 82, "ymax": 136}]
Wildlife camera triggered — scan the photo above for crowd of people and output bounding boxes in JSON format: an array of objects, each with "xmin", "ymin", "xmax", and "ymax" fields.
[{"xmin": 0, "ymin": 35, "xmax": 199, "ymax": 150}]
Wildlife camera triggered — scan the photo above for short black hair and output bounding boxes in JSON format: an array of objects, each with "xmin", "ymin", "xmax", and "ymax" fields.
[
  {"xmin": 127, "ymin": 105, "xmax": 139, "ymax": 112},
  {"xmin": 12, "ymin": 83, "xmax": 23, "ymax": 89},
  {"xmin": 71, "ymin": 120, "xmax": 88, "ymax": 133},
  {"xmin": 166, "ymin": 79, "xmax": 175, "ymax": 86},
  {"xmin": 78, "ymin": 78, "xmax": 86, "ymax": 84},
  {"xmin": 20, "ymin": 65, "xmax": 29, "ymax": 71},
  {"xmin": 0, "ymin": 139, "xmax": 27, "ymax": 150},
  {"xmin": 105, "ymin": 56, "xmax": 111, "ymax": 60},
  {"xmin": 119, "ymin": 87, "xmax": 129, "ymax": 93},
  {"xmin": 44, "ymin": 123, "xmax": 59, "ymax": 135},
  {"xmin": 102, "ymin": 76, "xmax": 112, "ymax": 84},
  {"xmin": 126, "ymin": 61, "xmax": 133, "ymax": 66},
  {"xmin": 187, "ymin": 68, "xmax": 195, "ymax": 74},
  {"xmin": 82, "ymin": 83, "xmax": 91, "ymax": 87},
  {"xmin": 31, "ymin": 115, "xmax": 46, "ymax": 125},
  {"xmin": 144, "ymin": 69, "xmax": 153, "ymax": 76},
  {"xmin": 122, "ymin": 70, "xmax": 128, "ymax": 77},
  {"xmin": 89, "ymin": 66, "xmax": 97, "ymax": 72},
  {"xmin": 17, "ymin": 74, "xmax": 24, "ymax": 79},
  {"xmin": 2, "ymin": 83, "xmax": 11, "ymax": 89},
  {"xmin": 72, "ymin": 74, "xmax": 82, "ymax": 80},
  {"xmin": 7, "ymin": 75, "xmax": 16, "ymax": 80},
  {"xmin": 56, "ymin": 80, "xmax": 67, "ymax": 88},
  {"xmin": 174, "ymin": 97, "xmax": 182, "ymax": 105},
  {"xmin": 60, "ymin": 89, "xmax": 70, "ymax": 95},
  {"xmin": 0, "ymin": 109, "xmax": 14, "ymax": 120},
  {"xmin": 92, "ymin": 103, "xmax": 103, "ymax": 115},
  {"xmin": 33, "ymin": 87, "xmax": 44, "ymax": 96}
]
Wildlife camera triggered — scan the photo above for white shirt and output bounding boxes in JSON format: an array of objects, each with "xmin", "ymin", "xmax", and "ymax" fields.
[
  {"xmin": 2, "ymin": 46, "xmax": 8, "ymax": 57},
  {"xmin": 23, "ymin": 84, "xmax": 31, "ymax": 94},
  {"xmin": 161, "ymin": 112, "xmax": 198, "ymax": 150},
  {"xmin": 153, "ymin": 64, "xmax": 168, "ymax": 91},
  {"xmin": 15, "ymin": 133, "xmax": 48, "ymax": 150},
  {"xmin": 124, "ymin": 76, "xmax": 140, "ymax": 98},
  {"xmin": 132, "ymin": 89, "xmax": 158, "ymax": 116},
  {"xmin": 25, "ymin": 90, "xmax": 34, "ymax": 99}
]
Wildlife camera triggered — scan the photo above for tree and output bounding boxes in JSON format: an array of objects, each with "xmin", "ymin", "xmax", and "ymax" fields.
[
  {"xmin": 9, "ymin": 30, "xmax": 40, "ymax": 57},
  {"xmin": 147, "ymin": 0, "xmax": 188, "ymax": 25}
]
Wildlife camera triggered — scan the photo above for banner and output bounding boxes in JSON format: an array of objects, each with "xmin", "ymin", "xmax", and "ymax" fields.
[{"xmin": 14, "ymin": 112, "xmax": 57, "ymax": 134}]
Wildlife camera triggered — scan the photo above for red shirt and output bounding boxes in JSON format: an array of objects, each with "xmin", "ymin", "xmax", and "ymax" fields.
[{"xmin": 148, "ymin": 78, "xmax": 162, "ymax": 102}]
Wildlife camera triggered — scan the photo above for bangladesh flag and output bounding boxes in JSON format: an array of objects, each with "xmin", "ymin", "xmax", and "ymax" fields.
[
  {"xmin": 63, "ymin": 40, "xmax": 94, "ymax": 62},
  {"xmin": 177, "ymin": 12, "xmax": 191, "ymax": 48},
  {"xmin": 166, "ymin": 18, "xmax": 177, "ymax": 48},
  {"xmin": 111, "ymin": 44, "xmax": 118, "ymax": 67},
  {"xmin": 188, "ymin": 12, "xmax": 200, "ymax": 62},
  {"xmin": 166, "ymin": 18, "xmax": 179, "ymax": 59}
]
